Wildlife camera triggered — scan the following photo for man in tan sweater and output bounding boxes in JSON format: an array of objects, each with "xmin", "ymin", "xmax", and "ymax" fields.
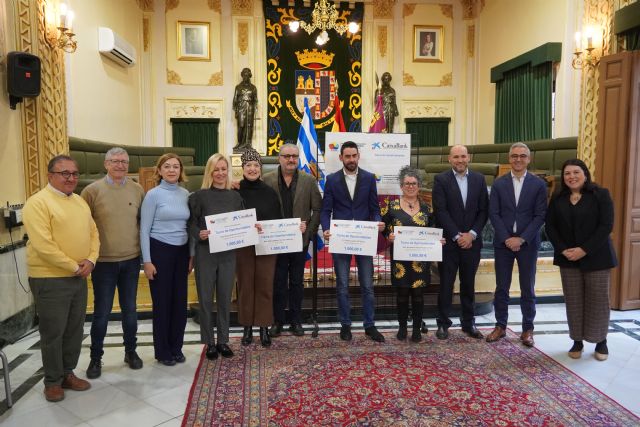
[
  {"xmin": 23, "ymin": 155, "xmax": 100, "ymax": 402},
  {"xmin": 81, "ymin": 147, "xmax": 145, "ymax": 379}
]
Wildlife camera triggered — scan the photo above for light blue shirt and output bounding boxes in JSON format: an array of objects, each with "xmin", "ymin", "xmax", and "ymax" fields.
[{"xmin": 140, "ymin": 180, "xmax": 190, "ymax": 263}]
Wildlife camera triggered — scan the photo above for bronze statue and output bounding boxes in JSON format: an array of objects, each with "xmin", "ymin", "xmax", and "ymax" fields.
[
  {"xmin": 233, "ymin": 68, "xmax": 258, "ymax": 152},
  {"xmin": 374, "ymin": 72, "xmax": 399, "ymax": 133}
]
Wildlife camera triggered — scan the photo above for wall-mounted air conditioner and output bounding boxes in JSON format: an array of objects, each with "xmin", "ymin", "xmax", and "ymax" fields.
[{"xmin": 98, "ymin": 27, "xmax": 136, "ymax": 67}]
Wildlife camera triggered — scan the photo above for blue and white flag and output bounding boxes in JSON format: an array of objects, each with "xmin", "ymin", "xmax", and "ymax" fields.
[{"xmin": 296, "ymin": 97, "xmax": 326, "ymax": 257}]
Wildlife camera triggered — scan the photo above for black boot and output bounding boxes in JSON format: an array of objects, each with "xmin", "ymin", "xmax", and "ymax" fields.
[
  {"xmin": 396, "ymin": 288, "xmax": 409, "ymax": 340},
  {"xmin": 260, "ymin": 327, "xmax": 271, "ymax": 347},
  {"xmin": 411, "ymin": 287, "xmax": 424, "ymax": 342},
  {"xmin": 242, "ymin": 326, "xmax": 253, "ymax": 346}
]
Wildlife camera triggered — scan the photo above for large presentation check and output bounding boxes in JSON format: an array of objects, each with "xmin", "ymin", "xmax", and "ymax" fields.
[
  {"xmin": 255, "ymin": 218, "xmax": 302, "ymax": 256},
  {"xmin": 393, "ymin": 226, "xmax": 443, "ymax": 262},
  {"xmin": 329, "ymin": 220, "xmax": 379, "ymax": 257},
  {"xmin": 205, "ymin": 208, "xmax": 258, "ymax": 253}
]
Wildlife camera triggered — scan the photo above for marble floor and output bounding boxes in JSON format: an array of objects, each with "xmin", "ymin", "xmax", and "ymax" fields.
[{"xmin": 1, "ymin": 303, "xmax": 639, "ymax": 426}]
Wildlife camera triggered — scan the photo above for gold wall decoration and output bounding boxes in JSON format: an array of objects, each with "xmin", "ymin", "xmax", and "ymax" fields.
[
  {"xmin": 231, "ymin": 0, "xmax": 253, "ymax": 16},
  {"xmin": 460, "ymin": 0, "xmax": 485, "ymax": 20},
  {"xmin": 165, "ymin": 0, "xmax": 179, "ymax": 12},
  {"xmin": 143, "ymin": 17, "xmax": 150, "ymax": 51},
  {"xmin": 403, "ymin": 99, "xmax": 453, "ymax": 118},
  {"xmin": 16, "ymin": 0, "xmax": 68, "ymax": 197},
  {"xmin": 403, "ymin": 72, "xmax": 416, "ymax": 86},
  {"xmin": 439, "ymin": 72, "xmax": 452, "ymax": 86},
  {"xmin": 378, "ymin": 26, "xmax": 387, "ymax": 58},
  {"xmin": 467, "ymin": 24, "xmax": 474, "ymax": 57},
  {"xmin": 440, "ymin": 4, "xmax": 453, "ymax": 19},
  {"xmin": 136, "ymin": 0, "xmax": 154, "ymax": 12},
  {"xmin": 403, "ymin": 3, "xmax": 416, "ymax": 18},
  {"xmin": 578, "ymin": 0, "xmax": 614, "ymax": 176},
  {"xmin": 208, "ymin": 71, "xmax": 223, "ymax": 86},
  {"xmin": 373, "ymin": 0, "xmax": 395, "ymax": 19},
  {"xmin": 238, "ymin": 22, "xmax": 248, "ymax": 55},
  {"xmin": 167, "ymin": 69, "xmax": 183, "ymax": 84},
  {"xmin": 208, "ymin": 0, "xmax": 221, "ymax": 13}
]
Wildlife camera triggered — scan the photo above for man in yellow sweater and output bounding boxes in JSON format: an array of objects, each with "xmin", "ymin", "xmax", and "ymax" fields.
[{"xmin": 23, "ymin": 155, "xmax": 100, "ymax": 402}]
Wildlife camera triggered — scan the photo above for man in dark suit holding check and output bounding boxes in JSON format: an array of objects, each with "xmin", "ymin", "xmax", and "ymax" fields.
[
  {"xmin": 321, "ymin": 141, "xmax": 385, "ymax": 343},
  {"xmin": 432, "ymin": 145, "xmax": 489, "ymax": 340},
  {"xmin": 486, "ymin": 142, "xmax": 547, "ymax": 347}
]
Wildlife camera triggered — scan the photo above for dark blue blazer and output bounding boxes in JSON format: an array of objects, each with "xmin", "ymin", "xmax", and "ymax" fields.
[
  {"xmin": 320, "ymin": 168, "xmax": 381, "ymax": 231},
  {"xmin": 489, "ymin": 172, "xmax": 547, "ymax": 249},
  {"xmin": 432, "ymin": 169, "xmax": 489, "ymax": 251}
]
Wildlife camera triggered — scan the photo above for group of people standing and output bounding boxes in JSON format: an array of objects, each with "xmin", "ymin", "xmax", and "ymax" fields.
[{"xmin": 22, "ymin": 139, "xmax": 616, "ymax": 404}]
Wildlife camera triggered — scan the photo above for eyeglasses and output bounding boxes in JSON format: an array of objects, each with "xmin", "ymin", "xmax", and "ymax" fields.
[
  {"xmin": 402, "ymin": 182, "xmax": 418, "ymax": 187},
  {"xmin": 108, "ymin": 159, "xmax": 129, "ymax": 165},
  {"xmin": 280, "ymin": 154, "xmax": 299, "ymax": 160},
  {"xmin": 510, "ymin": 154, "xmax": 529, "ymax": 160},
  {"xmin": 51, "ymin": 171, "xmax": 80, "ymax": 179}
]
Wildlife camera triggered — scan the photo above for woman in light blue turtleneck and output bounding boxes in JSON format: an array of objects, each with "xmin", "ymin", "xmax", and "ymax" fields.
[{"xmin": 140, "ymin": 153, "xmax": 191, "ymax": 366}]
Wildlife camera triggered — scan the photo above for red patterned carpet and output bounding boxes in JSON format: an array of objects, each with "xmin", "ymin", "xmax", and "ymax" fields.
[{"xmin": 182, "ymin": 330, "xmax": 639, "ymax": 426}]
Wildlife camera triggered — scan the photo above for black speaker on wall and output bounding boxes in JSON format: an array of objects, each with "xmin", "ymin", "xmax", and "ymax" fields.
[{"xmin": 7, "ymin": 51, "xmax": 41, "ymax": 110}]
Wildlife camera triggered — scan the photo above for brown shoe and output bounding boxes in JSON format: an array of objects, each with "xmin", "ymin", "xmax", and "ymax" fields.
[
  {"xmin": 520, "ymin": 330, "xmax": 535, "ymax": 347},
  {"xmin": 485, "ymin": 326, "xmax": 506, "ymax": 343},
  {"xmin": 44, "ymin": 384, "xmax": 65, "ymax": 402},
  {"xmin": 61, "ymin": 372, "xmax": 91, "ymax": 391}
]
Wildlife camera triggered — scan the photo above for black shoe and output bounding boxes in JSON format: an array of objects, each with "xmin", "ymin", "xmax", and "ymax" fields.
[
  {"xmin": 174, "ymin": 353, "xmax": 186, "ymax": 363},
  {"xmin": 86, "ymin": 358, "xmax": 102, "ymax": 379},
  {"xmin": 595, "ymin": 339, "xmax": 608, "ymax": 361},
  {"xmin": 396, "ymin": 323, "xmax": 407, "ymax": 340},
  {"xmin": 124, "ymin": 351, "xmax": 143, "ymax": 369},
  {"xmin": 289, "ymin": 323, "xmax": 305, "ymax": 336},
  {"xmin": 365, "ymin": 326, "xmax": 385, "ymax": 343},
  {"xmin": 568, "ymin": 340, "xmax": 584, "ymax": 359},
  {"xmin": 206, "ymin": 344, "xmax": 218, "ymax": 360},
  {"xmin": 242, "ymin": 326, "xmax": 253, "ymax": 346},
  {"xmin": 462, "ymin": 327, "xmax": 484, "ymax": 339},
  {"xmin": 340, "ymin": 325, "xmax": 352, "ymax": 341},
  {"xmin": 421, "ymin": 321, "xmax": 429, "ymax": 334},
  {"xmin": 159, "ymin": 359, "xmax": 176, "ymax": 366},
  {"xmin": 436, "ymin": 326, "xmax": 449, "ymax": 340},
  {"xmin": 216, "ymin": 343, "xmax": 234, "ymax": 358},
  {"xmin": 411, "ymin": 328, "xmax": 422, "ymax": 343},
  {"xmin": 270, "ymin": 323, "xmax": 283, "ymax": 337},
  {"xmin": 260, "ymin": 327, "xmax": 271, "ymax": 347}
]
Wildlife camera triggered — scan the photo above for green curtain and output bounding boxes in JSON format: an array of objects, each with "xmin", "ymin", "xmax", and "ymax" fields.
[
  {"xmin": 494, "ymin": 61, "xmax": 552, "ymax": 144},
  {"xmin": 170, "ymin": 119, "xmax": 219, "ymax": 166},
  {"xmin": 626, "ymin": 28, "xmax": 640, "ymax": 50},
  {"xmin": 405, "ymin": 118, "xmax": 450, "ymax": 148}
]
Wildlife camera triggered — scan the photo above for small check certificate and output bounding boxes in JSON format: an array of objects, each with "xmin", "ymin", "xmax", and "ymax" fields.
[
  {"xmin": 329, "ymin": 220, "xmax": 379, "ymax": 257},
  {"xmin": 205, "ymin": 208, "xmax": 258, "ymax": 253},
  {"xmin": 255, "ymin": 218, "xmax": 302, "ymax": 256},
  {"xmin": 393, "ymin": 226, "xmax": 443, "ymax": 262}
]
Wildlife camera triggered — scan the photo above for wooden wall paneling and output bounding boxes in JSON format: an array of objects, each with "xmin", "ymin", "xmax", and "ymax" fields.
[{"xmin": 595, "ymin": 51, "xmax": 640, "ymax": 309}]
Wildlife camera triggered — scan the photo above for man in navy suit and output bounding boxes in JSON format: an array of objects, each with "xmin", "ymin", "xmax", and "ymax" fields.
[
  {"xmin": 432, "ymin": 145, "xmax": 489, "ymax": 340},
  {"xmin": 320, "ymin": 141, "xmax": 385, "ymax": 342},
  {"xmin": 486, "ymin": 142, "xmax": 547, "ymax": 347}
]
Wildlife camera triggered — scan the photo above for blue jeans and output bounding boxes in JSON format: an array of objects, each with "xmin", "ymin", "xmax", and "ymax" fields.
[
  {"xmin": 90, "ymin": 257, "xmax": 140, "ymax": 359},
  {"xmin": 332, "ymin": 253, "xmax": 375, "ymax": 328}
]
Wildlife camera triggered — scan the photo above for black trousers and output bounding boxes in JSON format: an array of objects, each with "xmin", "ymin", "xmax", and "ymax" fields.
[
  {"xmin": 437, "ymin": 246, "xmax": 481, "ymax": 329},
  {"xmin": 149, "ymin": 238, "xmax": 189, "ymax": 361},
  {"xmin": 273, "ymin": 247, "xmax": 307, "ymax": 325}
]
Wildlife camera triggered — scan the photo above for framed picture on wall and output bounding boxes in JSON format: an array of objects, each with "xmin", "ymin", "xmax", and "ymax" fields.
[
  {"xmin": 413, "ymin": 25, "xmax": 443, "ymax": 63},
  {"xmin": 177, "ymin": 21, "xmax": 210, "ymax": 61}
]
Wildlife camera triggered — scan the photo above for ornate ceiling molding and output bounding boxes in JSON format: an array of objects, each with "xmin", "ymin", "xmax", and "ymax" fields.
[
  {"xmin": 440, "ymin": 4, "xmax": 453, "ymax": 19},
  {"xmin": 403, "ymin": 3, "xmax": 416, "ymax": 18},
  {"xmin": 460, "ymin": 0, "xmax": 485, "ymax": 20},
  {"xmin": 136, "ymin": 0, "xmax": 154, "ymax": 12},
  {"xmin": 373, "ymin": 0, "xmax": 395, "ymax": 19},
  {"xmin": 231, "ymin": 0, "xmax": 253, "ymax": 16}
]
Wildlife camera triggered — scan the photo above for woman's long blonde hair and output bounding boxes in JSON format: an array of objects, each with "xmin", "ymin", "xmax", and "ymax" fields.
[{"xmin": 202, "ymin": 153, "xmax": 231, "ymax": 190}]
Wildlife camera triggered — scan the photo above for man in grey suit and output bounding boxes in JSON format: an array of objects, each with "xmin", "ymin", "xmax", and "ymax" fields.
[{"xmin": 263, "ymin": 143, "xmax": 322, "ymax": 336}]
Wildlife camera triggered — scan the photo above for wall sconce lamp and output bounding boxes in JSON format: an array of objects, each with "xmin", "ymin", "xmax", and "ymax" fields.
[
  {"xmin": 572, "ymin": 26, "xmax": 603, "ymax": 69},
  {"xmin": 43, "ymin": 3, "xmax": 77, "ymax": 53},
  {"xmin": 288, "ymin": 0, "xmax": 359, "ymax": 46}
]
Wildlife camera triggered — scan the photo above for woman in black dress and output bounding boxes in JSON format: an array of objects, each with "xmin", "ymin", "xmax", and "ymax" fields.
[{"xmin": 383, "ymin": 166, "xmax": 441, "ymax": 342}]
